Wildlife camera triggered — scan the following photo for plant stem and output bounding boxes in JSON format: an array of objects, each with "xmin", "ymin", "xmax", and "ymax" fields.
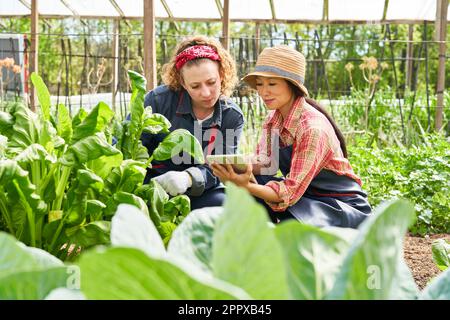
[
  {"xmin": 13, "ymin": 180, "xmax": 36, "ymax": 247},
  {"xmin": 0, "ymin": 188, "xmax": 15, "ymax": 235},
  {"xmin": 52, "ymin": 165, "xmax": 71, "ymax": 211}
]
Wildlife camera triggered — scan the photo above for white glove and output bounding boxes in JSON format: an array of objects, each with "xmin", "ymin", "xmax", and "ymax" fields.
[{"xmin": 152, "ymin": 171, "xmax": 192, "ymax": 196}]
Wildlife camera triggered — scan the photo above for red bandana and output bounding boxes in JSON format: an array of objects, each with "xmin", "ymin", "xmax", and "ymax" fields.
[{"xmin": 175, "ymin": 45, "xmax": 221, "ymax": 70}]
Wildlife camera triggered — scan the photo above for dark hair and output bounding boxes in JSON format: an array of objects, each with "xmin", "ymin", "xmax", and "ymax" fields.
[{"xmin": 287, "ymin": 82, "xmax": 348, "ymax": 158}]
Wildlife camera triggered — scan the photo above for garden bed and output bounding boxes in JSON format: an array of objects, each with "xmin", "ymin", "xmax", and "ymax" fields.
[{"xmin": 404, "ymin": 233, "xmax": 450, "ymax": 290}]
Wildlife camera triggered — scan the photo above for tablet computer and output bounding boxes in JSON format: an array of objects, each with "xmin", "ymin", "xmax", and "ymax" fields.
[{"xmin": 206, "ymin": 154, "xmax": 250, "ymax": 174}]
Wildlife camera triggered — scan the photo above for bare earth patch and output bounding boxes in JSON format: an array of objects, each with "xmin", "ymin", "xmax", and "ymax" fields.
[{"xmin": 403, "ymin": 233, "xmax": 450, "ymax": 290}]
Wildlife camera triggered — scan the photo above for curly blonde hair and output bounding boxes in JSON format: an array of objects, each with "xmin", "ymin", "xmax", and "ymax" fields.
[{"xmin": 161, "ymin": 35, "xmax": 238, "ymax": 97}]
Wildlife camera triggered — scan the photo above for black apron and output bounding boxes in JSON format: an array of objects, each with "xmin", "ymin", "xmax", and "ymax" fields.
[{"xmin": 255, "ymin": 145, "xmax": 372, "ymax": 228}]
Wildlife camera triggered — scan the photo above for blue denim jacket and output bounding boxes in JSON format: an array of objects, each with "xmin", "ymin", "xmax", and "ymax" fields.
[{"xmin": 142, "ymin": 85, "xmax": 245, "ymax": 196}]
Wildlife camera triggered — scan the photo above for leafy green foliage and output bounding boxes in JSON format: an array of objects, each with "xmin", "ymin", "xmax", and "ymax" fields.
[
  {"xmin": 349, "ymin": 133, "xmax": 450, "ymax": 235},
  {"xmin": 432, "ymin": 239, "xmax": 450, "ymax": 271},
  {"xmin": 0, "ymin": 232, "xmax": 69, "ymax": 299}
]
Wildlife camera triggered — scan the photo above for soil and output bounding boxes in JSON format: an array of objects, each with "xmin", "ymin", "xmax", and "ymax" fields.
[{"xmin": 403, "ymin": 233, "xmax": 450, "ymax": 290}]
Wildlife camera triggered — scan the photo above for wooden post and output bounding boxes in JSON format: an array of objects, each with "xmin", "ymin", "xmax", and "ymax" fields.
[
  {"xmin": 435, "ymin": 0, "xmax": 448, "ymax": 131},
  {"xmin": 30, "ymin": 0, "xmax": 39, "ymax": 111},
  {"xmin": 144, "ymin": 0, "xmax": 157, "ymax": 90},
  {"xmin": 255, "ymin": 22, "xmax": 261, "ymax": 54},
  {"xmin": 111, "ymin": 19, "xmax": 119, "ymax": 112},
  {"xmin": 222, "ymin": 0, "xmax": 230, "ymax": 51},
  {"xmin": 405, "ymin": 24, "xmax": 414, "ymax": 89}
]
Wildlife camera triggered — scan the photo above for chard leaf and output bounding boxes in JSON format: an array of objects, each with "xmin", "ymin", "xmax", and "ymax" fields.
[
  {"xmin": 153, "ymin": 129, "xmax": 205, "ymax": 164},
  {"xmin": 64, "ymin": 220, "xmax": 111, "ymax": 249},
  {"xmin": 111, "ymin": 203, "xmax": 165, "ymax": 258},
  {"xmin": 0, "ymin": 160, "xmax": 47, "ymax": 237},
  {"xmin": 326, "ymin": 199, "xmax": 416, "ymax": 300},
  {"xmin": 57, "ymin": 103, "xmax": 72, "ymax": 143},
  {"xmin": 78, "ymin": 247, "xmax": 250, "ymax": 299},
  {"xmin": 127, "ymin": 70, "xmax": 147, "ymax": 140},
  {"xmin": 146, "ymin": 180, "xmax": 169, "ymax": 227},
  {"xmin": 162, "ymin": 194, "xmax": 190, "ymax": 222},
  {"xmin": 0, "ymin": 111, "xmax": 14, "ymax": 133},
  {"xmin": 76, "ymin": 169, "xmax": 104, "ymax": 192},
  {"xmin": 72, "ymin": 108, "xmax": 88, "ymax": 128},
  {"xmin": 142, "ymin": 112, "xmax": 171, "ymax": 134},
  {"xmin": 0, "ymin": 134, "xmax": 8, "ymax": 156},
  {"xmin": 86, "ymin": 199, "xmax": 106, "ymax": 218},
  {"xmin": 87, "ymin": 153, "xmax": 123, "ymax": 180},
  {"xmin": 104, "ymin": 159, "xmax": 146, "ymax": 194},
  {"xmin": 112, "ymin": 191, "xmax": 149, "ymax": 217},
  {"xmin": 158, "ymin": 221, "xmax": 177, "ymax": 247},
  {"xmin": 14, "ymin": 143, "xmax": 56, "ymax": 169},
  {"xmin": 419, "ymin": 268, "xmax": 450, "ymax": 300},
  {"xmin": 45, "ymin": 288, "xmax": 86, "ymax": 300},
  {"xmin": 0, "ymin": 232, "xmax": 68, "ymax": 299},
  {"xmin": 168, "ymin": 206, "xmax": 223, "ymax": 273},
  {"xmin": 30, "ymin": 73, "xmax": 51, "ymax": 121},
  {"xmin": 7, "ymin": 102, "xmax": 40, "ymax": 154},
  {"xmin": 71, "ymin": 102, "xmax": 115, "ymax": 143},
  {"xmin": 431, "ymin": 239, "xmax": 450, "ymax": 271},
  {"xmin": 274, "ymin": 222, "xmax": 352, "ymax": 300},
  {"xmin": 212, "ymin": 184, "xmax": 290, "ymax": 299},
  {"xmin": 60, "ymin": 132, "xmax": 122, "ymax": 167}
]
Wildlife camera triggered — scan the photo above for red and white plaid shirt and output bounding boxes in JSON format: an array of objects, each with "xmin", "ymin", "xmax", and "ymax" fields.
[{"xmin": 256, "ymin": 96, "xmax": 362, "ymax": 211}]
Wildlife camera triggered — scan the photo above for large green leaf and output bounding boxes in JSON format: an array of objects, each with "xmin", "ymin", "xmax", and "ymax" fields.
[
  {"xmin": 389, "ymin": 257, "xmax": 419, "ymax": 299},
  {"xmin": 30, "ymin": 73, "xmax": 51, "ymax": 121},
  {"xmin": 0, "ymin": 111, "xmax": 14, "ymax": 134},
  {"xmin": 6, "ymin": 102, "xmax": 41, "ymax": 154},
  {"xmin": 153, "ymin": 129, "xmax": 205, "ymax": 164},
  {"xmin": 78, "ymin": 247, "xmax": 250, "ymax": 299},
  {"xmin": 64, "ymin": 221, "xmax": 111, "ymax": 248},
  {"xmin": 419, "ymin": 268, "xmax": 450, "ymax": 300},
  {"xmin": 45, "ymin": 288, "xmax": 85, "ymax": 300},
  {"xmin": 103, "ymin": 159, "xmax": 146, "ymax": 195},
  {"xmin": 57, "ymin": 103, "xmax": 73, "ymax": 144},
  {"xmin": 71, "ymin": 102, "xmax": 115, "ymax": 143},
  {"xmin": 0, "ymin": 134, "xmax": 8, "ymax": 157},
  {"xmin": 142, "ymin": 111, "xmax": 171, "ymax": 134},
  {"xmin": 431, "ymin": 239, "xmax": 450, "ymax": 271},
  {"xmin": 87, "ymin": 153, "xmax": 123, "ymax": 180},
  {"xmin": 110, "ymin": 191, "xmax": 149, "ymax": 217},
  {"xmin": 0, "ymin": 160, "xmax": 47, "ymax": 243},
  {"xmin": 136, "ymin": 180, "xmax": 169, "ymax": 227},
  {"xmin": 162, "ymin": 194, "xmax": 191, "ymax": 222},
  {"xmin": 60, "ymin": 132, "xmax": 122, "ymax": 167},
  {"xmin": 71, "ymin": 108, "xmax": 88, "ymax": 128},
  {"xmin": 168, "ymin": 206, "xmax": 223, "ymax": 273},
  {"xmin": 127, "ymin": 70, "xmax": 147, "ymax": 140},
  {"xmin": 212, "ymin": 184, "xmax": 290, "ymax": 299},
  {"xmin": 326, "ymin": 199, "xmax": 416, "ymax": 300},
  {"xmin": 14, "ymin": 143, "xmax": 56, "ymax": 169},
  {"xmin": 0, "ymin": 232, "xmax": 68, "ymax": 299},
  {"xmin": 0, "ymin": 267, "xmax": 69, "ymax": 300},
  {"xmin": 111, "ymin": 204, "xmax": 165, "ymax": 258},
  {"xmin": 274, "ymin": 222, "xmax": 352, "ymax": 300}
]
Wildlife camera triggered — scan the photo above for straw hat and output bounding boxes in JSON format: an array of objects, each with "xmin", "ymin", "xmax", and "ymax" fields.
[{"xmin": 242, "ymin": 45, "xmax": 308, "ymax": 96}]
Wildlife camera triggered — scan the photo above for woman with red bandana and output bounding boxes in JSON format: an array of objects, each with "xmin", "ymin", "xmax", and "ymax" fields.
[{"xmin": 142, "ymin": 36, "xmax": 244, "ymax": 210}]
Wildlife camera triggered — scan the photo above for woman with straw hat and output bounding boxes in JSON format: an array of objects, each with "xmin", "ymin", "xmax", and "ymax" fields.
[
  {"xmin": 211, "ymin": 45, "xmax": 371, "ymax": 228},
  {"xmin": 141, "ymin": 35, "xmax": 244, "ymax": 210}
]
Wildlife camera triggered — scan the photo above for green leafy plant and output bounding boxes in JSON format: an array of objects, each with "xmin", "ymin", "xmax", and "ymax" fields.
[
  {"xmin": 0, "ymin": 71, "xmax": 204, "ymax": 259},
  {"xmin": 2, "ymin": 186, "xmax": 449, "ymax": 300},
  {"xmin": 349, "ymin": 133, "xmax": 450, "ymax": 235},
  {"xmin": 432, "ymin": 239, "xmax": 450, "ymax": 271}
]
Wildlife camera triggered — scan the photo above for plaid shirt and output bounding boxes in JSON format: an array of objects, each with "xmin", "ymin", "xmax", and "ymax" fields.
[{"xmin": 256, "ymin": 97, "xmax": 362, "ymax": 211}]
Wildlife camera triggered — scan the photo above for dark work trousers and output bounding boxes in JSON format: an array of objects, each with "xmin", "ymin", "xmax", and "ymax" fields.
[{"xmin": 254, "ymin": 145, "xmax": 372, "ymax": 228}]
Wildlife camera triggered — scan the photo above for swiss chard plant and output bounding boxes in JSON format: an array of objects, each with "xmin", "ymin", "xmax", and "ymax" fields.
[
  {"xmin": 1, "ymin": 185, "xmax": 441, "ymax": 300},
  {"xmin": 0, "ymin": 71, "xmax": 204, "ymax": 259}
]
